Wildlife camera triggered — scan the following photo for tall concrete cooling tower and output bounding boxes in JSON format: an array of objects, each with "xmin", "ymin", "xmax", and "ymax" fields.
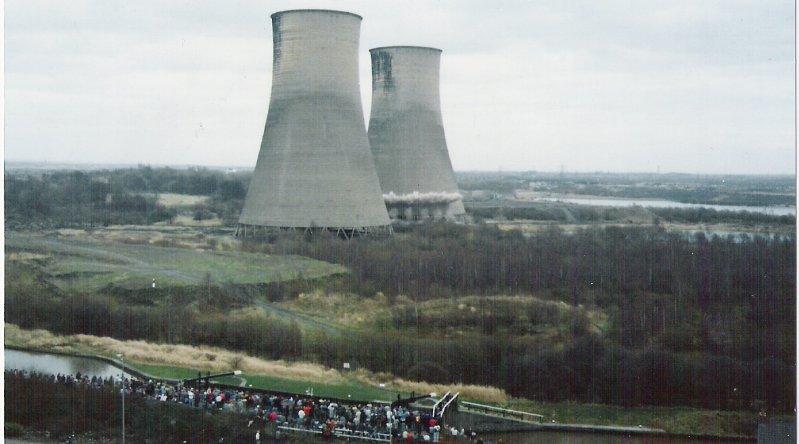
[
  {"xmin": 368, "ymin": 46, "xmax": 465, "ymax": 221},
  {"xmin": 238, "ymin": 10, "xmax": 391, "ymax": 237}
]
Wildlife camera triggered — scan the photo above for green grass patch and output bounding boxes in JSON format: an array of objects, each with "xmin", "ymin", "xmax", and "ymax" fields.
[
  {"xmin": 126, "ymin": 361, "xmax": 404, "ymax": 403},
  {"xmin": 130, "ymin": 363, "xmax": 203, "ymax": 381},
  {"xmin": 240, "ymin": 374, "xmax": 403, "ymax": 402},
  {"xmin": 6, "ymin": 232, "xmax": 347, "ymax": 292}
]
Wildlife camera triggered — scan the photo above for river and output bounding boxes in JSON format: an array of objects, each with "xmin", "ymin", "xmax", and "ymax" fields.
[{"xmin": 536, "ymin": 196, "xmax": 795, "ymax": 216}]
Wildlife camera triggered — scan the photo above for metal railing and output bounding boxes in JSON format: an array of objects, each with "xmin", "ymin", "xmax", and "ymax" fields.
[
  {"xmin": 460, "ymin": 401, "xmax": 544, "ymax": 423},
  {"xmin": 277, "ymin": 425, "xmax": 390, "ymax": 442},
  {"xmin": 431, "ymin": 391, "xmax": 451, "ymax": 417},
  {"xmin": 439, "ymin": 392, "xmax": 459, "ymax": 416}
]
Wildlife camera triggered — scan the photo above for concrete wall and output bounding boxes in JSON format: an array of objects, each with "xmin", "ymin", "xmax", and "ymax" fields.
[
  {"xmin": 368, "ymin": 46, "xmax": 465, "ymax": 219},
  {"xmin": 239, "ymin": 10, "xmax": 390, "ymax": 229}
]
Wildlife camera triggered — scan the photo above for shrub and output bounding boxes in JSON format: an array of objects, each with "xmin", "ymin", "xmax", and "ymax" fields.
[{"xmin": 5, "ymin": 422, "xmax": 24, "ymax": 437}]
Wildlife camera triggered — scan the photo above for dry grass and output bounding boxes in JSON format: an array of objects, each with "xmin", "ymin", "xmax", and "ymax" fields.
[
  {"xmin": 282, "ymin": 291, "xmax": 390, "ymax": 326},
  {"xmin": 5, "ymin": 324, "xmax": 78, "ymax": 351},
  {"xmin": 170, "ymin": 215, "xmax": 223, "ymax": 227},
  {"xmin": 350, "ymin": 368, "xmax": 507, "ymax": 404},
  {"xmin": 5, "ymin": 323, "xmax": 343, "ymax": 383},
  {"xmin": 5, "ymin": 323, "xmax": 509, "ymax": 404},
  {"xmin": 53, "ymin": 226, "xmax": 240, "ymax": 252},
  {"xmin": 361, "ymin": 373, "xmax": 508, "ymax": 404},
  {"xmin": 6, "ymin": 251, "xmax": 50, "ymax": 262},
  {"xmin": 155, "ymin": 193, "xmax": 210, "ymax": 208}
]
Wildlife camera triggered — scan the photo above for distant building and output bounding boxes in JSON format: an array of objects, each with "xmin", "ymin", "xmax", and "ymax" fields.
[
  {"xmin": 368, "ymin": 46, "xmax": 465, "ymax": 221},
  {"xmin": 238, "ymin": 10, "xmax": 391, "ymax": 238}
]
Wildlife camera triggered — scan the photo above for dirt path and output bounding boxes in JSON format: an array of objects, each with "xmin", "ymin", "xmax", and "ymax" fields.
[{"xmin": 253, "ymin": 299, "xmax": 342, "ymax": 335}]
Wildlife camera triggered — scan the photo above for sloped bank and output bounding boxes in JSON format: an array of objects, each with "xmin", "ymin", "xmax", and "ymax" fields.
[{"xmin": 5, "ymin": 325, "xmax": 769, "ymax": 440}]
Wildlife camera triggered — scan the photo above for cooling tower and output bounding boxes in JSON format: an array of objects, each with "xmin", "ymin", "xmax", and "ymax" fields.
[
  {"xmin": 368, "ymin": 46, "xmax": 465, "ymax": 221},
  {"xmin": 238, "ymin": 10, "xmax": 391, "ymax": 237}
]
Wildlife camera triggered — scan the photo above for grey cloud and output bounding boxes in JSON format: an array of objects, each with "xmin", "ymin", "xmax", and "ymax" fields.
[{"xmin": 4, "ymin": 0, "xmax": 795, "ymax": 174}]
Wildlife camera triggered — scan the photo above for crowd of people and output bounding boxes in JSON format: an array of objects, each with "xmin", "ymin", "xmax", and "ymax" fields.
[{"xmin": 8, "ymin": 369, "xmax": 489, "ymax": 443}]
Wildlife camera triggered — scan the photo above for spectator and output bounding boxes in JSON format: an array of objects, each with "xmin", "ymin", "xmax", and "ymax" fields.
[{"xmin": 6, "ymin": 368, "xmax": 482, "ymax": 443}]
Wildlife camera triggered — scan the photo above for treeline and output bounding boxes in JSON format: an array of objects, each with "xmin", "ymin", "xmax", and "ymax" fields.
[
  {"xmin": 5, "ymin": 371, "xmax": 253, "ymax": 442},
  {"xmin": 116, "ymin": 166, "xmax": 249, "ymax": 223},
  {"xmin": 258, "ymin": 225, "xmax": 795, "ymax": 312},
  {"xmin": 456, "ymin": 171, "xmax": 795, "ymax": 207},
  {"xmin": 4, "ymin": 167, "xmax": 251, "ymax": 228},
  {"xmin": 7, "ymin": 284, "xmax": 793, "ymax": 412},
  {"xmin": 569, "ymin": 185, "xmax": 795, "ymax": 207},
  {"xmin": 5, "ymin": 171, "xmax": 175, "ymax": 228},
  {"xmin": 253, "ymin": 225, "xmax": 793, "ymax": 411},
  {"xmin": 5, "ymin": 278, "xmax": 302, "ymax": 360},
  {"xmin": 468, "ymin": 204, "xmax": 642, "ymax": 223},
  {"xmin": 509, "ymin": 336, "xmax": 792, "ymax": 412},
  {"xmin": 648, "ymin": 207, "xmax": 795, "ymax": 225},
  {"xmin": 388, "ymin": 297, "xmax": 590, "ymax": 336},
  {"xmin": 467, "ymin": 204, "xmax": 795, "ymax": 225},
  {"xmin": 111, "ymin": 166, "xmax": 249, "ymax": 198},
  {"xmin": 255, "ymin": 224, "xmax": 796, "ymax": 366},
  {"xmin": 304, "ymin": 332, "xmax": 793, "ymax": 413}
]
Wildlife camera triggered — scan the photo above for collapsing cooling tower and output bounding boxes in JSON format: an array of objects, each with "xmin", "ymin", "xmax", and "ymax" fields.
[
  {"xmin": 368, "ymin": 46, "xmax": 465, "ymax": 220},
  {"xmin": 238, "ymin": 10, "xmax": 391, "ymax": 237}
]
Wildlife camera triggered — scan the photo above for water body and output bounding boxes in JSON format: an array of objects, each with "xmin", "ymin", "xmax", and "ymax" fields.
[
  {"xmin": 5, "ymin": 349, "xmax": 129, "ymax": 379},
  {"xmin": 480, "ymin": 430, "xmax": 745, "ymax": 443},
  {"xmin": 537, "ymin": 197, "xmax": 795, "ymax": 216}
]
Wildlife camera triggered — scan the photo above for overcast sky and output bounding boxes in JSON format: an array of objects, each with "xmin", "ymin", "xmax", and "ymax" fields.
[{"xmin": 5, "ymin": 0, "xmax": 796, "ymax": 174}]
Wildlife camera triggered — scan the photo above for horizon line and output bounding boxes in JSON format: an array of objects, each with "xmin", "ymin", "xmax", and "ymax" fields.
[{"xmin": 3, "ymin": 160, "xmax": 795, "ymax": 177}]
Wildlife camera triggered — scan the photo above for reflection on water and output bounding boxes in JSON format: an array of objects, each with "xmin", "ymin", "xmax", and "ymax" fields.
[
  {"xmin": 538, "ymin": 197, "xmax": 796, "ymax": 216},
  {"xmin": 5, "ymin": 349, "xmax": 129, "ymax": 379},
  {"xmin": 480, "ymin": 430, "xmax": 743, "ymax": 444}
]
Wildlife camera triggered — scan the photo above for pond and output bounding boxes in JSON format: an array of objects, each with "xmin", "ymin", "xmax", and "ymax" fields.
[{"xmin": 5, "ymin": 348, "xmax": 130, "ymax": 379}]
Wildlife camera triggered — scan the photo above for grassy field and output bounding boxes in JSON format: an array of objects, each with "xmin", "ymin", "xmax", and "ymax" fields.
[
  {"xmin": 130, "ymin": 362, "xmax": 402, "ymax": 401},
  {"xmin": 124, "ymin": 362, "xmax": 393, "ymax": 400},
  {"xmin": 6, "ymin": 232, "xmax": 346, "ymax": 292},
  {"xmin": 241, "ymin": 375, "xmax": 400, "ymax": 402}
]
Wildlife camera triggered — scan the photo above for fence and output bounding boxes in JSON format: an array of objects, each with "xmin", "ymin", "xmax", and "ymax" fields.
[
  {"xmin": 277, "ymin": 425, "xmax": 391, "ymax": 442},
  {"xmin": 459, "ymin": 401, "xmax": 544, "ymax": 423}
]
